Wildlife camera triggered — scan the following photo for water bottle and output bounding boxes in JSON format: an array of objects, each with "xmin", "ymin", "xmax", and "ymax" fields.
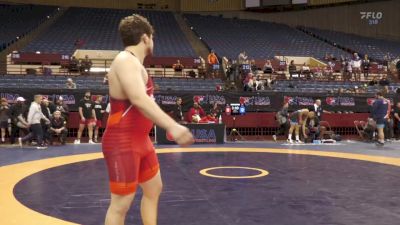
[{"xmin": 218, "ymin": 115, "xmax": 222, "ymax": 124}]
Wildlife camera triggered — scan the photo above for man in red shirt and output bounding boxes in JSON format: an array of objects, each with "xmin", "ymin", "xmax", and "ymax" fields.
[{"xmin": 102, "ymin": 14, "xmax": 194, "ymax": 225}]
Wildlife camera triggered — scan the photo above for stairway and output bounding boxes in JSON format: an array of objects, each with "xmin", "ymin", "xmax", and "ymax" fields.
[{"xmin": 173, "ymin": 12, "xmax": 210, "ymax": 60}]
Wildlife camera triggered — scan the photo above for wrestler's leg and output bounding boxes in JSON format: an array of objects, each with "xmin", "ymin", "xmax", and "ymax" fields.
[
  {"xmin": 105, "ymin": 192, "xmax": 135, "ymax": 225},
  {"xmin": 139, "ymin": 171, "xmax": 162, "ymax": 225}
]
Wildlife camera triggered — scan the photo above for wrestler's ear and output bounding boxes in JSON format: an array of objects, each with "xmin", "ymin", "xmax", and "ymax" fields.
[{"xmin": 142, "ymin": 34, "xmax": 151, "ymax": 44}]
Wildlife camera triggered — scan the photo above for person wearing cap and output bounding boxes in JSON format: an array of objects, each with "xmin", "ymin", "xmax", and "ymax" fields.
[
  {"xmin": 0, "ymin": 98, "xmax": 11, "ymax": 143},
  {"xmin": 55, "ymin": 96, "xmax": 69, "ymax": 120},
  {"xmin": 66, "ymin": 78, "xmax": 77, "ymax": 89},
  {"xmin": 74, "ymin": 90, "xmax": 96, "ymax": 144},
  {"xmin": 19, "ymin": 95, "xmax": 50, "ymax": 149},
  {"xmin": 187, "ymin": 100, "xmax": 205, "ymax": 123},
  {"xmin": 9, "ymin": 97, "xmax": 29, "ymax": 144}
]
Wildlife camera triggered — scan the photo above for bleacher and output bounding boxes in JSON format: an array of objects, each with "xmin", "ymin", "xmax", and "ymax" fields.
[
  {"xmin": 302, "ymin": 27, "xmax": 400, "ymax": 61},
  {"xmin": 23, "ymin": 8, "xmax": 196, "ymax": 57},
  {"xmin": 271, "ymin": 80, "xmax": 400, "ymax": 93},
  {"xmin": 184, "ymin": 14, "xmax": 350, "ymax": 60},
  {"xmin": 0, "ymin": 75, "xmax": 223, "ymax": 92},
  {"xmin": 0, "ymin": 4, "xmax": 57, "ymax": 51}
]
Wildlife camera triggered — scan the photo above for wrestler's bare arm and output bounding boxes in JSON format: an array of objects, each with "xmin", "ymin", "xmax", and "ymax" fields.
[{"xmin": 114, "ymin": 54, "xmax": 193, "ymax": 145}]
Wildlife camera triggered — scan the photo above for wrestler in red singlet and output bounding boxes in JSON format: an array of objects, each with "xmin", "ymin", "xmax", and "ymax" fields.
[{"xmin": 102, "ymin": 66, "xmax": 159, "ymax": 195}]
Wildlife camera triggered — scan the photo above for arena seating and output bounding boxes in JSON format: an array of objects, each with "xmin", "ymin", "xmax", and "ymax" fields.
[
  {"xmin": 184, "ymin": 14, "xmax": 350, "ymax": 60},
  {"xmin": 23, "ymin": 8, "xmax": 196, "ymax": 57},
  {"xmin": 0, "ymin": 75, "xmax": 222, "ymax": 91},
  {"xmin": 301, "ymin": 27, "xmax": 400, "ymax": 61},
  {"xmin": 270, "ymin": 80, "xmax": 400, "ymax": 93},
  {"xmin": 0, "ymin": 4, "xmax": 56, "ymax": 51}
]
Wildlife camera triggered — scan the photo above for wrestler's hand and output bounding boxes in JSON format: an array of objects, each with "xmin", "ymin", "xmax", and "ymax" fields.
[{"xmin": 168, "ymin": 124, "xmax": 194, "ymax": 147}]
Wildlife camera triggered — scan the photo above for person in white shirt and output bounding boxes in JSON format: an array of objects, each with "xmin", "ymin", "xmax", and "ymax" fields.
[
  {"xmin": 19, "ymin": 95, "xmax": 50, "ymax": 149},
  {"xmin": 351, "ymin": 53, "xmax": 362, "ymax": 81}
]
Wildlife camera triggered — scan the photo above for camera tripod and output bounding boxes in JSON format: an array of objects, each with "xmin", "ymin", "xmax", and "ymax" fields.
[{"xmin": 229, "ymin": 116, "xmax": 244, "ymax": 141}]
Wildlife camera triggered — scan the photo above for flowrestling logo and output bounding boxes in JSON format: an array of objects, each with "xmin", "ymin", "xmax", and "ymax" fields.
[
  {"xmin": 360, "ymin": 12, "xmax": 383, "ymax": 25},
  {"xmin": 326, "ymin": 97, "xmax": 355, "ymax": 106}
]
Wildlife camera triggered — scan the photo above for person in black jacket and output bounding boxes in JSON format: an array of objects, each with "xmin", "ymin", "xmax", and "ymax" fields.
[
  {"xmin": 171, "ymin": 97, "xmax": 184, "ymax": 122},
  {"xmin": 272, "ymin": 102, "xmax": 289, "ymax": 142},
  {"xmin": 48, "ymin": 110, "xmax": 67, "ymax": 145}
]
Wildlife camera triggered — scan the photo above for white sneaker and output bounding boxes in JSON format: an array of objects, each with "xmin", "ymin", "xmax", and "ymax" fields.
[
  {"xmin": 18, "ymin": 137, "xmax": 22, "ymax": 147},
  {"xmin": 272, "ymin": 135, "xmax": 277, "ymax": 142},
  {"xmin": 295, "ymin": 140, "xmax": 303, "ymax": 144},
  {"xmin": 287, "ymin": 139, "xmax": 293, "ymax": 144},
  {"xmin": 74, "ymin": 139, "xmax": 80, "ymax": 144},
  {"xmin": 88, "ymin": 140, "xmax": 95, "ymax": 144},
  {"xmin": 36, "ymin": 146, "xmax": 48, "ymax": 150}
]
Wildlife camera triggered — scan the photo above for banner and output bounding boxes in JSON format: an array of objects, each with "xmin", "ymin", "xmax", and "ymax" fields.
[
  {"xmin": 155, "ymin": 124, "xmax": 225, "ymax": 144},
  {"xmin": 0, "ymin": 88, "xmax": 398, "ymax": 113}
]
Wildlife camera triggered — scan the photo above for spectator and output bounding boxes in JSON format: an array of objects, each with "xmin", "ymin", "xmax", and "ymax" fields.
[
  {"xmin": 369, "ymin": 76, "xmax": 378, "ymax": 86},
  {"xmin": 66, "ymin": 78, "xmax": 77, "ymax": 89},
  {"xmin": 68, "ymin": 56, "xmax": 79, "ymax": 72},
  {"xmin": 351, "ymin": 53, "xmax": 362, "ymax": 81},
  {"xmin": 237, "ymin": 51, "xmax": 248, "ymax": 65},
  {"xmin": 55, "ymin": 96, "xmax": 69, "ymax": 120},
  {"xmin": 74, "ymin": 91, "xmax": 96, "ymax": 144},
  {"xmin": 263, "ymin": 59, "xmax": 274, "ymax": 75},
  {"xmin": 19, "ymin": 95, "xmax": 50, "ymax": 149},
  {"xmin": 171, "ymin": 97, "xmax": 184, "ymax": 122},
  {"xmin": 80, "ymin": 55, "xmax": 93, "ymax": 75},
  {"xmin": 0, "ymin": 98, "xmax": 11, "ymax": 143},
  {"xmin": 254, "ymin": 75, "xmax": 264, "ymax": 91},
  {"xmin": 288, "ymin": 60, "xmax": 296, "ymax": 80},
  {"xmin": 362, "ymin": 54, "xmax": 370, "ymax": 79},
  {"xmin": 93, "ymin": 95, "xmax": 105, "ymax": 143},
  {"xmin": 301, "ymin": 63, "xmax": 311, "ymax": 79},
  {"xmin": 324, "ymin": 61, "xmax": 335, "ymax": 80},
  {"xmin": 243, "ymin": 73, "xmax": 254, "ymax": 92},
  {"xmin": 344, "ymin": 58, "xmax": 353, "ymax": 81},
  {"xmin": 383, "ymin": 53, "xmax": 391, "ymax": 70},
  {"xmin": 250, "ymin": 59, "xmax": 257, "ymax": 74},
  {"xmin": 379, "ymin": 74, "xmax": 390, "ymax": 86},
  {"xmin": 221, "ymin": 56, "xmax": 229, "ymax": 78},
  {"xmin": 394, "ymin": 102, "xmax": 400, "ymax": 140},
  {"xmin": 172, "ymin": 60, "xmax": 184, "ymax": 76},
  {"xmin": 207, "ymin": 50, "xmax": 219, "ymax": 78},
  {"xmin": 48, "ymin": 110, "xmax": 67, "ymax": 145},
  {"xmin": 382, "ymin": 85, "xmax": 391, "ymax": 95},
  {"xmin": 187, "ymin": 101, "xmax": 206, "ymax": 123},
  {"xmin": 9, "ymin": 97, "xmax": 29, "ymax": 144},
  {"xmin": 198, "ymin": 56, "xmax": 206, "ymax": 78}
]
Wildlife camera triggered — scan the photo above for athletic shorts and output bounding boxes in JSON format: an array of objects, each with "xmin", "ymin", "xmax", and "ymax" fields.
[
  {"xmin": 79, "ymin": 119, "xmax": 95, "ymax": 126},
  {"xmin": 95, "ymin": 120, "xmax": 102, "ymax": 128},
  {"xmin": 102, "ymin": 135, "xmax": 159, "ymax": 195},
  {"xmin": 375, "ymin": 118, "xmax": 385, "ymax": 129},
  {"xmin": 0, "ymin": 121, "xmax": 9, "ymax": 128},
  {"xmin": 290, "ymin": 119, "xmax": 298, "ymax": 125}
]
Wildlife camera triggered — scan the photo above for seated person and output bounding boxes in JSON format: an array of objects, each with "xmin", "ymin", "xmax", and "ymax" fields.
[
  {"xmin": 173, "ymin": 60, "xmax": 184, "ymax": 72},
  {"xmin": 302, "ymin": 111, "xmax": 320, "ymax": 142},
  {"xmin": 187, "ymin": 101, "xmax": 206, "ymax": 123},
  {"xmin": 48, "ymin": 110, "xmax": 67, "ymax": 145},
  {"xmin": 68, "ymin": 56, "xmax": 79, "ymax": 72},
  {"xmin": 301, "ymin": 63, "xmax": 311, "ymax": 78},
  {"xmin": 66, "ymin": 78, "xmax": 77, "ymax": 89},
  {"xmin": 263, "ymin": 60, "xmax": 274, "ymax": 74},
  {"xmin": 80, "ymin": 55, "xmax": 92, "ymax": 74}
]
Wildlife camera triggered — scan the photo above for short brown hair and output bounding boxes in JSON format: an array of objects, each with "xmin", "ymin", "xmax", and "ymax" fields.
[{"xmin": 119, "ymin": 14, "xmax": 154, "ymax": 47}]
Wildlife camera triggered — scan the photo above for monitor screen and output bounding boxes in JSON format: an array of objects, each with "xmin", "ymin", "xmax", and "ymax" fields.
[{"xmin": 230, "ymin": 103, "xmax": 246, "ymax": 115}]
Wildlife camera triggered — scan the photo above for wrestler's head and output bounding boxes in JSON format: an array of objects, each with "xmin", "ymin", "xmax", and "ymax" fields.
[{"xmin": 119, "ymin": 14, "xmax": 154, "ymax": 56}]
